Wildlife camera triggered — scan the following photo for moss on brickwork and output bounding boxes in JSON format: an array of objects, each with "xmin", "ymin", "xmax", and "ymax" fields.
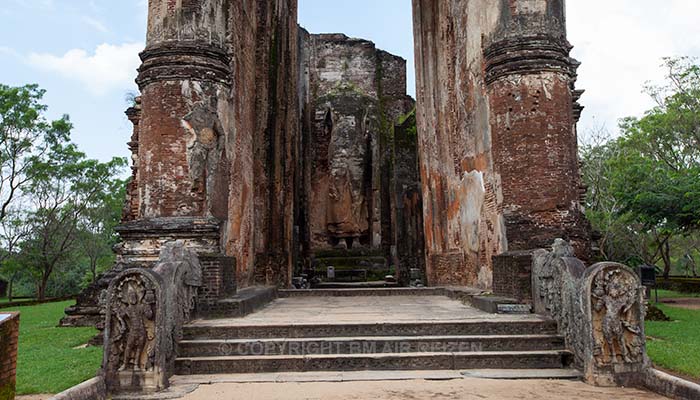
[{"xmin": 0, "ymin": 383, "xmax": 15, "ymax": 400}]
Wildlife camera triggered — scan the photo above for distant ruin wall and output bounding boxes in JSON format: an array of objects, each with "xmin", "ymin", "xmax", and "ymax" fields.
[{"xmin": 300, "ymin": 33, "xmax": 414, "ymax": 252}]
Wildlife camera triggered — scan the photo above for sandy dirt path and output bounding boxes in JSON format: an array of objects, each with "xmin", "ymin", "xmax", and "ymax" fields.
[{"xmin": 179, "ymin": 378, "xmax": 669, "ymax": 400}]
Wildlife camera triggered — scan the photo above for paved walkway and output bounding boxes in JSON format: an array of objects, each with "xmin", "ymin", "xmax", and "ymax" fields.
[
  {"xmin": 189, "ymin": 295, "xmax": 548, "ymax": 326},
  {"xmin": 661, "ymin": 297, "xmax": 700, "ymax": 310},
  {"xmin": 178, "ymin": 378, "xmax": 669, "ymax": 400}
]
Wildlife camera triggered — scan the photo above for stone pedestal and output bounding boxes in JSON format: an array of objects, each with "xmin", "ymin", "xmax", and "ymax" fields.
[{"xmin": 493, "ymin": 251, "xmax": 535, "ymax": 303}]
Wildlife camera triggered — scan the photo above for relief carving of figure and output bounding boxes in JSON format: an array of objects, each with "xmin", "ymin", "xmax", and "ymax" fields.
[
  {"xmin": 181, "ymin": 101, "xmax": 224, "ymax": 192},
  {"xmin": 326, "ymin": 112, "xmax": 369, "ymax": 242},
  {"xmin": 591, "ymin": 268, "xmax": 643, "ymax": 365},
  {"xmin": 109, "ymin": 275, "xmax": 156, "ymax": 372}
]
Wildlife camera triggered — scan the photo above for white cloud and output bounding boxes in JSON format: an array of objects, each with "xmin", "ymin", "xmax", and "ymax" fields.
[
  {"xmin": 567, "ymin": 0, "xmax": 700, "ymax": 139},
  {"xmin": 0, "ymin": 46, "xmax": 20, "ymax": 58},
  {"xmin": 28, "ymin": 43, "xmax": 143, "ymax": 95}
]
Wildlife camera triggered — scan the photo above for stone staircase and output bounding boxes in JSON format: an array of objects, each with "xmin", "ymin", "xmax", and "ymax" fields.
[{"xmin": 174, "ymin": 313, "xmax": 574, "ymax": 376}]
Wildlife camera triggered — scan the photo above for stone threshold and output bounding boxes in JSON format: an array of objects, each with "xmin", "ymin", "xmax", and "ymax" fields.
[
  {"xmin": 278, "ymin": 286, "xmax": 531, "ymax": 315},
  {"xmin": 171, "ymin": 369, "xmax": 583, "ymax": 385}
]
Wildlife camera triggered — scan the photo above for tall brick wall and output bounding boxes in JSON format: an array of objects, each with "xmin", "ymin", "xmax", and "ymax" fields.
[
  {"xmin": 413, "ymin": 0, "xmax": 507, "ymax": 288},
  {"xmin": 108, "ymin": 0, "xmax": 591, "ymax": 294},
  {"xmin": 485, "ymin": 0, "xmax": 591, "ymax": 259},
  {"xmin": 127, "ymin": 0, "xmax": 300, "ymax": 288},
  {"xmin": 250, "ymin": 0, "xmax": 301, "ymax": 287},
  {"xmin": 0, "ymin": 312, "xmax": 19, "ymax": 400},
  {"xmin": 413, "ymin": 0, "xmax": 589, "ymax": 288}
]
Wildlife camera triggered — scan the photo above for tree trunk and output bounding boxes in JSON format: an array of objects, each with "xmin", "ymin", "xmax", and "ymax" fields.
[
  {"xmin": 7, "ymin": 277, "xmax": 13, "ymax": 302},
  {"xmin": 91, "ymin": 258, "xmax": 98, "ymax": 284},
  {"xmin": 661, "ymin": 239, "xmax": 672, "ymax": 279},
  {"xmin": 38, "ymin": 275, "xmax": 49, "ymax": 301}
]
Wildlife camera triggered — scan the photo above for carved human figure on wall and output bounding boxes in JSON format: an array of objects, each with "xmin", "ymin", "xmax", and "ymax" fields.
[
  {"xmin": 591, "ymin": 268, "xmax": 643, "ymax": 365},
  {"xmin": 110, "ymin": 277, "xmax": 156, "ymax": 372},
  {"xmin": 181, "ymin": 100, "xmax": 225, "ymax": 196},
  {"xmin": 325, "ymin": 111, "xmax": 369, "ymax": 246}
]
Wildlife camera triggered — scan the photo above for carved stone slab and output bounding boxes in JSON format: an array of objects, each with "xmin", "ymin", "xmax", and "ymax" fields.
[
  {"xmin": 103, "ymin": 268, "xmax": 166, "ymax": 393},
  {"xmin": 102, "ymin": 241, "xmax": 203, "ymax": 394},
  {"xmin": 582, "ymin": 262, "xmax": 648, "ymax": 386}
]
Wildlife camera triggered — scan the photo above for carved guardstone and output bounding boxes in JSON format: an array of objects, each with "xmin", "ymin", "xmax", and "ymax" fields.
[
  {"xmin": 532, "ymin": 241, "xmax": 649, "ymax": 387},
  {"xmin": 103, "ymin": 269, "xmax": 164, "ymax": 392},
  {"xmin": 583, "ymin": 262, "xmax": 648, "ymax": 386},
  {"xmin": 102, "ymin": 241, "xmax": 202, "ymax": 393}
]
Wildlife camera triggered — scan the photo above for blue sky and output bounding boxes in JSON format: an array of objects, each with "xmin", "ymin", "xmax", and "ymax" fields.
[{"xmin": 1, "ymin": 0, "xmax": 699, "ymax": 163}]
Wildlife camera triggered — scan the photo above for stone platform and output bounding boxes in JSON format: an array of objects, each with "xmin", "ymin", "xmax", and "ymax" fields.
[
  {"xmin": 188, "ymin": 294, "xmax": 535, "ymax": 325},
  {"xmin": 175, "ymin": 292, "xmax": 573, "ymax": 376}
]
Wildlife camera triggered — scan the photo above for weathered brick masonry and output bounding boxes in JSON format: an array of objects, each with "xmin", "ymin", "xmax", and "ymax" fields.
[
  {"xmin": 493, "ymin": 251, "xmax": 535, "ymax": 303},
  {"xmin": 413, "ymin": 0, "xmax": 590, "ymax": 287},
  {"xmin": 67, "ymin": 0, "xmax": 591, "ymax": 324},
  {"xmin": 123, "ymin": 0, "xmax": 589, "ymax": 287},
  {"xmin": 485, "ymin": 1, "xmax": 591, "ymax": 259},
  {"xmin": 0, "ymin": 312, "xmax": 19, "ymax": 400}
]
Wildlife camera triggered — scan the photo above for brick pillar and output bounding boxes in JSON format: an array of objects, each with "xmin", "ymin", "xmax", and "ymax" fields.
[
  {"xmin": 136, "ymin": 0, "xmax": 231, "ymax": 219},
  {"xmin": 0, "ymin": 312, "xmax": 19, "ymax": 400},
  {"xmin": 123, "ymin": 97, "xmax": 142, "ymax": 222},
  {"xmin": 485, "ymin": 0, "xmax": 590, "ymax": 258}
]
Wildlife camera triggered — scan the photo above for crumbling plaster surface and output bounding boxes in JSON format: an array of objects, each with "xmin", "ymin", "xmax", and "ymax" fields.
[
  {"xmin": 126, "ymin": 0, "xmax": 588, "ymax": 290},
  {"xmin": 413, "ymin": 0, "xmax": 588, "ymax": 288},
  {"xmin": 413, "ymin": 0, "xmax": 506, "ymax": 288}
]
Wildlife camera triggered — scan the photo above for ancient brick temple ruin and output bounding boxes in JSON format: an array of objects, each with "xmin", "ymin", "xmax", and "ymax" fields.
[
  {"xmin": 62, "ymin": 0, "xmax": 592, "ymax": 327},
  {"xmin": 56, "ymin": 2, "xmax": 700, "ymax": 399},
  {"xmin": 129, "ymin": 0, "xmax": 590, "ymax": 286}
]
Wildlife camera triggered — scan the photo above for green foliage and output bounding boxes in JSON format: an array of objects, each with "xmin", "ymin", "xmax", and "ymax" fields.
[
  {"xmin": 581, "ymin": 58, "xmax": 700, "ymax": 275},
  {"xmin": 19, "ymin": 137, "xmax": 126, "ymax": 299},
  {"xmin": 0, "ymin": 84, "xmax": 127, "ymax": 299},
  {"xmin": 646, "ymin": 303, "xmax": 700, "ymax": 379},
  {"xmin": 0, "ymin": 84, "xmax": 70, "ymax": 222},
  {"xmin": 13, "ymin": 300, "xmax": 102, "ymax": 395},
  {"xmin": 610, "ymin": 121, "xmax": 700, "ymax": 232}
]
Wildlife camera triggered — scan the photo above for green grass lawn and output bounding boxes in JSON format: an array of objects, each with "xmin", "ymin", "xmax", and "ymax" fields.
[
  {"xmin": 0, "ymin": 297, "xmax": 33, "ymax": 304},
  {"xmin": 646, "ymin": 302, "xmax": 700, "ymax": 380},
  {"xmin": 11, "ymin": 300, "xmax": 102, "ymax": 395},
  {"xmin": 654, "ymin": 289, "xmax": 700, "ymax": 299}
]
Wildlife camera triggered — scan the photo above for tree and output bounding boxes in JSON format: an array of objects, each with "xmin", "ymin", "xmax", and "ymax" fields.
[
  {"xmin": 21, "ymin": 128, "xmax": 126, "ymax": 299},
  {"xmin": 0, "ymin": 84, "xmax": 68, "ymax": 222},
  {"xmin": 77, "ymin": 179, "xmax": 127, "ymax": 284},
  {"xmin": 581, "ymin": 57, "xmax": 700, "ymax": 277},
  {"xmin": 0, "ymin": 209, "xmax": 30, "ymax": 300}
]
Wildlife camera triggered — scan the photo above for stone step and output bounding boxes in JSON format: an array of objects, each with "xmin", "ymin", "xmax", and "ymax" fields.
[
  {"xmin": 178, "ymin": 334, "xmax": 566, "ymax": 357},
  {"xmin": 170, "ymin": 369, "xmax": 583, "ymax": 385},
  {"xmin": 278, "ymin": 288, "xmax": 447, "ymax": 297},
  {"xmin": 183, "ymin": 319, "xmax": 558, "ymax": 340},
  {"xmin": 174, "ymin": 350, "xmax": 573, "ymax": 375},
  {"xmin": 311, "ymin": 281, "xmax": 401, "ymax": 289}
]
